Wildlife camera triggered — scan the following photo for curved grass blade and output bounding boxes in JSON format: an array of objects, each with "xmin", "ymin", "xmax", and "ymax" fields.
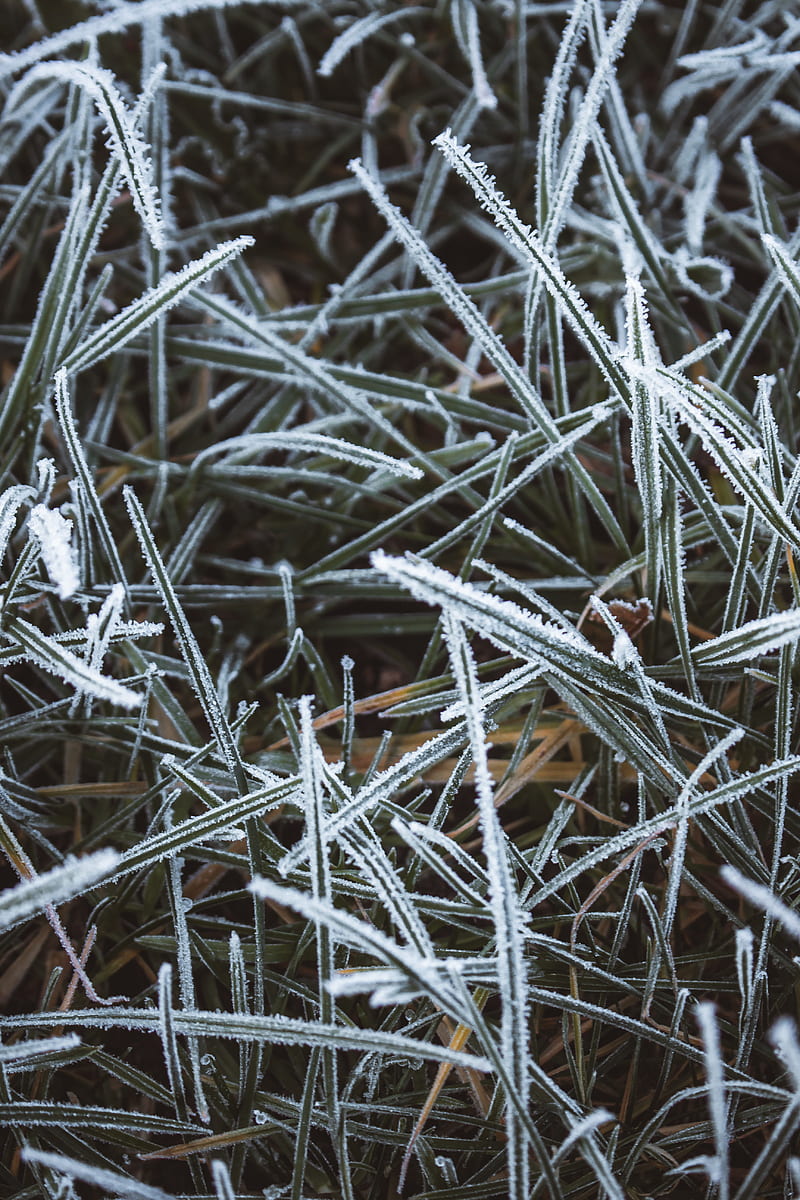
[
  {"xmin": 192, "ymin": 431, "xmax": 423, "ymax": 480},
  {"xmin": 9, "ymin": 61, "xmax": 164, "ymax": 248},
  {"xmin": 4, "ymin": 1005, "xmax": 493, "ymax": 1072},
  {"xmin": 2, "ymin": 615, "xmax": 142, "ymax": 709},
  {"xmin": 692, "ymin": 610, "xmax": 800, "ymax": 667},
  {"xmin": 62, "ymin": 237, "xmax": 254, "ymax": 377},
  {"xmin": 0, "ymin": 849, "xmax": 119, "ymax": 932}
]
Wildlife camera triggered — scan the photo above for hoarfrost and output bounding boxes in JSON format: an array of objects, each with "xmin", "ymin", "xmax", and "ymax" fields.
[{"xmin": 29, "ymin": 505, "xmax": 79, "ymax": 599}]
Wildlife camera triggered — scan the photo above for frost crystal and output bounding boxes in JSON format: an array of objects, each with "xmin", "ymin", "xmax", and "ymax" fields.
[{"xmin": 28, "ymin": 504, "xmax": 79, "ymax": 599}]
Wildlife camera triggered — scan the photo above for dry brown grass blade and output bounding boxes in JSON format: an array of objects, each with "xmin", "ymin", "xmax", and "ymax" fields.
[
  {"xmin": 59, "ymin": 924, "xmax": 98, "ymax": 1012},
  {"xmin": 398, "ymin": 986, "xmax": 490, "ymax": 1194},
  {"xmin": 422, "ymin": 758, "xmax": 584, "ymax": 786},
  {"xmin": 448, "ymin": 717, "xmax": 585, "ymax": 840},
  {"xmin": 139, "ymin": 1124, "xmax": 277, "ymax": 1160},
  {"xmin": 494, "ymin": 718, "xmax": 584, "ymax": 807},
  {"xmin": 570, "ymin": 831, "xmax": 664, "ymax": 955},
  {"xmin": 0, "ymin": 925, "xmax": 49, "ymax": 1006},
  {"xmin": 263, "ymin": 681, "xmax": 459, "ymax": 751},
  {"xmin": 558, "ymin": 789, "xmax": 630, "ymax": 829},
  {"xmin": 34, "ymin": 781, "xmax": 146, "ymax": 799},
  {"xmin": 659, "ymin": 608, "xmax": 716, "ymax": 643}
]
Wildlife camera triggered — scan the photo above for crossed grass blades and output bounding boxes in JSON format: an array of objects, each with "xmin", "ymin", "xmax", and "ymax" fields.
[{"xmin": 2, "ymin": 1, "xmax": 800, "ymax": 1197}]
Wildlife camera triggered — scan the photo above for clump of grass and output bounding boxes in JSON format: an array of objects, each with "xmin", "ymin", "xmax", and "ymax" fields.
[{"xmin": 2, "ymin": 1, "xmax": 800, "ymax": 1197}]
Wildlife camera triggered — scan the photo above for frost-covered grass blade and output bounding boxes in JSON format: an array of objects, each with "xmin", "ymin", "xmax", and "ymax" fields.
[
  {"xmin": 0, "ymin": 850, "xmax": 119, "ymax": 931},
  {"xmin": 3, "ymin": 1, "xmax": 800, "ymax": 1195}
]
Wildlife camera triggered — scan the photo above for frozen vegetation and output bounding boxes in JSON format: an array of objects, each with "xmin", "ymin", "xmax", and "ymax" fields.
[{"xmin": 1, "ymin": 0, "xmax": 800, "ymax": 1196}]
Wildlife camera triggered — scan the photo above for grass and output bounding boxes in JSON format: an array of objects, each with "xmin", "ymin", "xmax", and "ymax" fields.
[{"xmin": 1, "ymin": 0, "xmax": 800, "ymax": 1196}]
